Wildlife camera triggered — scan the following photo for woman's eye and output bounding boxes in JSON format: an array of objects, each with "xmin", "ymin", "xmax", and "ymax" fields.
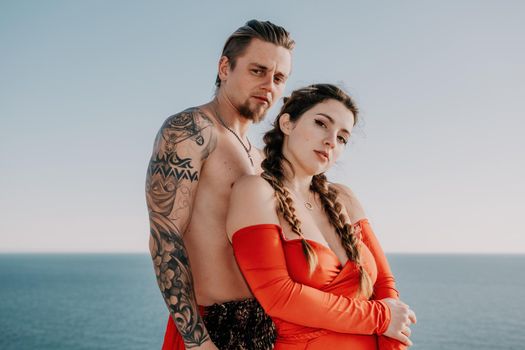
[
  {"xmin": 314, "ymin": 120, "xmax": 327, "ymax": 128},
  {"xmin": 337, "ymin": 136, "xmax": 348, "ymax": 145}
]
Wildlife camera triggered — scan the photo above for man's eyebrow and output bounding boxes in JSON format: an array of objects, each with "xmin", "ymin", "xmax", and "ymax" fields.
[
  {"xmin": 275, "ymin": 71, "xmax": 288, "ymax": 79},
  {"xmin": 250, "ymin": 63, "xmax": 268, "ymax": 70},
  {"xmin": 317, "ymin": 113, "xmax": 350, "ymax": 134},
  {"xmin": 250, "ymin": 63, "xmax": 289, "ymax": 79}
]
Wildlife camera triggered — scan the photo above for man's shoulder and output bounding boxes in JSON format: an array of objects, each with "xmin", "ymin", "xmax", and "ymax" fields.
[
  {"xmin": 152, "ymin": 106, "xmax": 217, "ymax": 160},
  {"xmin": 161, "ymin": 107, "xmax": 215, "ymax": 132}
]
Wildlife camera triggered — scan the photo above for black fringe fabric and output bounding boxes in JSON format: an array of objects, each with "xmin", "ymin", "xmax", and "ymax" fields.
[{"xmin": 202, "ymin": 298, "xmax": 276, "ymax": 350}]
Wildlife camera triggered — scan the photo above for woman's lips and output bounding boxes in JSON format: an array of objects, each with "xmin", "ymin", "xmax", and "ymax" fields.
[{"xmin": 314, "ymin": 150, "xmax": 329, "ymax": 162}]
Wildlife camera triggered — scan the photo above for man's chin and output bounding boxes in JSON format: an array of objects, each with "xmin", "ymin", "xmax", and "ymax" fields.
[
  {"xmin": 253, "ymin": 103, "xmax": 272, "ymax": 122},
  {"xmin": 240, "ymin": 106, "xmax": 268, "ymax": 123},
  {"xmin": 251, "ymin": 111, "xmax": 268, "ymax": 124}
]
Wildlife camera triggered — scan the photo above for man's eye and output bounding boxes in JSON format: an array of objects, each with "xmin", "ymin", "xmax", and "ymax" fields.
[
  {"xmin": 338, "ymin": 136, "xmax": 348, "ymax": 145},
  {"xmin": 274, "ymin": 76, "xmax": 284, "ymax": 84},
  {"xmin": 314, "ymin": 120, "xmax": 327, "ymax": 128},
  {"xmin": 252, "ymin": 69, "xmax": 263, "ymax": 75}
]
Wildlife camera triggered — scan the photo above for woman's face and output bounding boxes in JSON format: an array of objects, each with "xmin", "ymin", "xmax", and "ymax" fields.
[{"xmin": 282, "ymin": 99, "xmax": 355, "ymax": 176}]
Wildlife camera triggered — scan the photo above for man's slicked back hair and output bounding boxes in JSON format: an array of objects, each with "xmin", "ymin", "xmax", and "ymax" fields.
[{"xmin": 215, "ymin": 20, "xmax": 294, "ymax": 88}]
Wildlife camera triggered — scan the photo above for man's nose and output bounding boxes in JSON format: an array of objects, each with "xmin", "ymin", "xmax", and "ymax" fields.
[{"xmin": 261, "ymin": 75, "xmax": 275, "ymax": 92}]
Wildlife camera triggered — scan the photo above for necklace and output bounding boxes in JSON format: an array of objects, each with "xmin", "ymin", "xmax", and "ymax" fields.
[
  {"xmin": 287, "ymin": 187, "xmax": 315, "ymax": 210},
  {"xmin": 304, "ymin": 191, "xmax": 315, "ymax": 210},
  {"xmin": 213, "ymin": 107, "xmax": 254, "ymax": 167},
  {"xmin": 304, "ymin": 201, "xmax": 313, "ymax": 210}
]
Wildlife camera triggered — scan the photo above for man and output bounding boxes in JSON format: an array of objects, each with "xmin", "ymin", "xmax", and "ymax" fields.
[{"xmin": 146, "ymin": 20, "xmax": 294, "ymax": 350}]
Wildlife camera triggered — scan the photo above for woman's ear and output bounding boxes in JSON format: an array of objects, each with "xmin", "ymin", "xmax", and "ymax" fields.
[{"xmin": 279, "ymin": 113, "xmax": 294, "ymax": 135}]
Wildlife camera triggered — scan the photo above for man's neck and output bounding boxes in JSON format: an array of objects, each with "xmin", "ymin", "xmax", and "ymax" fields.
[{"xmin": 211, "ymin": 94, "xmax": 252, "ymax": 138}]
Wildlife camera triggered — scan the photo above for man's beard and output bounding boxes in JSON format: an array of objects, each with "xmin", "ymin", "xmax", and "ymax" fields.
[{"xmin": 238, "ymin": 100, "xmax": 268, "ymax": 124}]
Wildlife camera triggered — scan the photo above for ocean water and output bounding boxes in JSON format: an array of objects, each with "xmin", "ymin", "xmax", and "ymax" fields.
[{"xmin": 1, "ymin": 254, "xmax": 524, "ymax": 350}]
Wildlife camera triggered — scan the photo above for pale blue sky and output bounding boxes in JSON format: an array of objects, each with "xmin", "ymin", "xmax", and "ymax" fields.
[{"xmin": 1, "ymin": 1, "xmax": 524, "ymax": 253}]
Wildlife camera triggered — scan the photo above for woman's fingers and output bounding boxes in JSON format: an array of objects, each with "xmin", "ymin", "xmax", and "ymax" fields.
[
  {"xmin": 382, "ymin": 298, "xmax": 416, "ymax": 346},
  {"xmin": 408, "ymin": 309, "xmax": 417, "ymax": 324},
  {"xmin": 395, "ymin": 332, "xmax": 413, "ymax": 347}
]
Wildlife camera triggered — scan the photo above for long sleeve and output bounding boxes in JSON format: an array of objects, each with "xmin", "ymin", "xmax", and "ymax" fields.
[
  {"xmin": 358, "ymin": 219, "xmax": 399, "ymax": 300},
  {"xmin": 232, "ymin": 224, "xmax": 391, "ymax": 335},
  {"xmin": 358, "ymin": 219, "xmax": 406, "ymax": 350}
]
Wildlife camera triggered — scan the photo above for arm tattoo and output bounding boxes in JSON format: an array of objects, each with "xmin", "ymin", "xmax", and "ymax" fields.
[{"xmin": 146, "ymin": 108, "xmax": 216, "ymax": 347}]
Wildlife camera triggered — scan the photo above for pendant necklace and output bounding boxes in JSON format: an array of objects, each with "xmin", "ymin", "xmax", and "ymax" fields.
[
  {"xmin": 304, "ymin": 200, "xmax": 313, "ymax": 211},
  {"xmin": 213, "ymin": 107, "xmax": 254, "ymax": 167},
  {"xmin": 288, "ymin": 187, "xmax": 315, "ymax": 210},
  {"xmin": 304, "ymin": 191, "xmax": 314, "ymax": 210}
]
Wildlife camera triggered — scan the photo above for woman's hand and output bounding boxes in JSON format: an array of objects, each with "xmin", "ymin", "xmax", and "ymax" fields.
[{"xmin": 381, "ymin": 298, "xmax": 417, "ymax": 346}]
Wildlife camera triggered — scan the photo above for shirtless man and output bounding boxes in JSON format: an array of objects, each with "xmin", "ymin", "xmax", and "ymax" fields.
[{"xmin": 146, "ymin": 20, "xmax": 294, "ymax": 350}]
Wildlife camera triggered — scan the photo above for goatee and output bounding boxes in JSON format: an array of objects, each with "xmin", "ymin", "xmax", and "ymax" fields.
[{"xmin": 238, "ymin": 101, "xmax": 267, "ymax": 124}]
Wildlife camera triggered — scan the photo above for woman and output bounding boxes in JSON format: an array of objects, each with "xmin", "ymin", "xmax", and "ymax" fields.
[{"xmin": 226, "ymin": 84, "xmax": 416, "ymax": 349}]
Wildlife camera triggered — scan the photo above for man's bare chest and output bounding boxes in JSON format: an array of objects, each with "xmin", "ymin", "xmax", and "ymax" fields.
[{"xmin": 199, "ymin": 140, "xmax": 262, "ymax": 193}]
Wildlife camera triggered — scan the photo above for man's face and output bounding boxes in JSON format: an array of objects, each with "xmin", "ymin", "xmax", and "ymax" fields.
[{"xmin": 219, "ymin": 38, "xmax": 292, "ymax": 122}]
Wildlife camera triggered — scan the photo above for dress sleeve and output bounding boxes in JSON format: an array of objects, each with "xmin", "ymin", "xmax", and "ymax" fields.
[
  {"xmin": 357, "ymin": 219, "xmax": 407, "ymax": 350},
  {"xmin": 232, "ymin": 224, "xmax": 391, "ymax": 335}
]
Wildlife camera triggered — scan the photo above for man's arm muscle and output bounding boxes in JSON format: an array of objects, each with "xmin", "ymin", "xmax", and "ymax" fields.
[{"xmin": 146, "ymin": 108, "xmax": 216, "ymax": 348}]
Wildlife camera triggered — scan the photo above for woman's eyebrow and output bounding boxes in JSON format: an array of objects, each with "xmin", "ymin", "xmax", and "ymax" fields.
[{"xmin": 316, "ymin": 113, "xmax": 350, "ymax": 134}]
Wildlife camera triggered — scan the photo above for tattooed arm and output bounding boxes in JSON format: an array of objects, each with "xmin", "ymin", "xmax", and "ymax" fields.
[{"xmin": 146, "ymin": 108, "xmax": 217, "ymax": 349}]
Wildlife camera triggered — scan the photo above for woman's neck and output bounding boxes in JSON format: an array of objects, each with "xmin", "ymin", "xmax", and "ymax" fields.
[{"xmin": 282, "ymin": 165, "xmax": 313, "ymax": 198}]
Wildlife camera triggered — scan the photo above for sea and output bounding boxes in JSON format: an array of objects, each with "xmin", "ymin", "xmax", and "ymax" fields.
[{"xmin": 1, "ymin": 254, "xmax": 524, "ymax": 350}]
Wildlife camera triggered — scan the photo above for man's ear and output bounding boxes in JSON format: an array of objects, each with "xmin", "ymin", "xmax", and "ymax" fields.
[
  {"xmin": 279, "ymin": 113, "xmax": 294, "ymax": 135},
  {"xmin": 218, "ymin": 56, "xmax": 230, "ymax": 83}
]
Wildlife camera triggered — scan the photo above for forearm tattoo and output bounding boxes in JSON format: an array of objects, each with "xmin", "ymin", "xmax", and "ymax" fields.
[{"xmin": 146, "ymin": 108, "xmax": 216, "ymax": 347}]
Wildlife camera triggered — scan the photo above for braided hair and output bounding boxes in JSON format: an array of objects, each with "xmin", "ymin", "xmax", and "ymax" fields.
[{"xmin": 261, "ymin": 84, "xmax": 372, "ymax": 298}]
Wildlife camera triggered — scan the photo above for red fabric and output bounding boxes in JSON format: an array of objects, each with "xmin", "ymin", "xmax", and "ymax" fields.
[
  {"xmin": 162, "ymin": 306, "xmax": 205, "ymax": 350},
  {"xmin": 162, "ymin": 316, "xmax": 183, "ymax": 350},
  {"xmin": 232, "ymin": 219, "xmax": 406, "ymax": 350},
  {"xmin": 359, "ymin": 220, "xmax": 406, "ymax": 350}
]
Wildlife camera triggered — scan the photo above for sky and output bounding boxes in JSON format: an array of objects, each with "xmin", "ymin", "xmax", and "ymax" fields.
[{"xmin": 1, "ymin": 0, "xmax": 524, "ymax": 253}]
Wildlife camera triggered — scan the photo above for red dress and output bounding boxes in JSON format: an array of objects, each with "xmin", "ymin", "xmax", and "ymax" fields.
[{"xmin": 232, "ymin": 219, "xmax": 406, "ymax": 350}]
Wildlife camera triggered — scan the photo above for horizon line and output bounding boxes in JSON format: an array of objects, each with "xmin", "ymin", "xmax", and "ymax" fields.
[{"xmin": 1, "ymin": 251, "xmax": 524, "ymax": 256}]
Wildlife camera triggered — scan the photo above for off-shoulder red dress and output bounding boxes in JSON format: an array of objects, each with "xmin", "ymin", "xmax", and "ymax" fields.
[{"xmin": 232, "ymin": 219, "xmax": 406, "ymax": 350}]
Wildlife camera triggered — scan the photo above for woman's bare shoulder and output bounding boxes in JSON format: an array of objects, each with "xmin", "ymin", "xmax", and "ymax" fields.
[
  {"xmin": 329, "ymin": 182, "xmax": 367, "ymax": 223},
  {"xmin": 233, "ymin": 175, "xmax": 274, "ymax": 195},
  {"xmin": 227, "ymin": 175, "xmax": 280, "ymax": 240}
]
